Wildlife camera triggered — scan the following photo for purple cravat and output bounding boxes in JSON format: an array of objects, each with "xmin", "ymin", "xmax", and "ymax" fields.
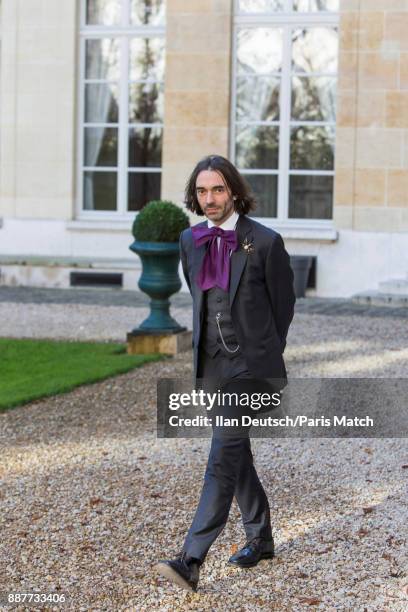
[{"xmin": 191, "ymin": 225, "xmax": 238, "ymax": 291}]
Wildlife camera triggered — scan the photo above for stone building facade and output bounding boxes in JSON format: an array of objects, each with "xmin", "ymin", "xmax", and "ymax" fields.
[{"xmin": 0, "ymin": 0, "xmax": 407, "ymax": 297}]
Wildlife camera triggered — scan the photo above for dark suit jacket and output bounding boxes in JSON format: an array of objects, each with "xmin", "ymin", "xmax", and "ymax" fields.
[{"xmin": 180, "ymin": 214, "xmax": 296, "ymax": 381}]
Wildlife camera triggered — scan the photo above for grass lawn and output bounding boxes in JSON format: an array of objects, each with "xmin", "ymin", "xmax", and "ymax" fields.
[{"xmin": 0, "ymin": 338, "xmax": 164, "ymax": 411}]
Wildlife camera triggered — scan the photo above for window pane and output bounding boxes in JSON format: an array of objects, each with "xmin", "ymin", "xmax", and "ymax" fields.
[
  {"xmin": 85, "ymin": 39, "xmax": 120, "ymax": 80},
  {"xmin": 85, "ymin": 83, "xmax": 119, "ymax": 123},
  {"xmin": 83, "ymin": 171, "xmax": 117, "ymax": 210},
  {"xmin": 236, "ymin": 76, "xmax": 280, "ymax": 122},
  {"xmin": 238, "ymin": 0, "xmax": 284, "ymax": 11},
  {"xmin": 293, "ymin": 0, "xmax": 339, "ymax": 11},
  {"xmin": 131, "ymin": 0, "xmax": 165, "ymax": 25},
  {"xmin": 290, "ymin": 126, "xmax": 335, "ymax": 170},
  {"xmin": 129, "ymin": 83, "xmax": 164, "ymax": 123},
  {"xmin": 289, "ymin": 175, "xmax": 333, "ymax": 219},
  {"xmin": 86, "ymin": 0, "xmax": 121, "ymax": 25},
  {"xmin": 291, "ymin": 76, "xmax": 336, "ymax": 122},
  {"xmin": 84, "ymin": 127, "xmax": 118, "ymax": 167},
  {"xmin": 129, "ymin": 38, "xmax": 165, "ymax": 81},
  {"xmin": 236, "ymin": 126, "xmax": 279, "ymax": 170},
  {"xmin": 129, "ymin": 127, "xmax": 162, "ymax": 167},
  {"xmin": 245, "ymin": 174, "xmax": 278, "ymax": 217},
  {"xmin": 237, "ymin": 28, "xmax": 283, "ymax": 76},
  {"xmin": 128, "ymin": 172, "xmax": 161, "ymax": 211},
  {"xmin": 292, "ymin": 28, "xmax": 338, "ymax": 74}
]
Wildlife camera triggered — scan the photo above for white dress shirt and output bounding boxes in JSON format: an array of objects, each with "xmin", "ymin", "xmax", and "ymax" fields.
[{"xmin": 208, "ymin": 211, "xmax": 239, "ymax": 251}]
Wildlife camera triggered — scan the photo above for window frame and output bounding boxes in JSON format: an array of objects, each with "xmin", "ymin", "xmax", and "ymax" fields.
[
  {"xmin": 231, "ymin": 0, "xmax": 339, "ymax": 230},
  {"xmin": 77, "ymin": 0, "xmax": 165, "ymax": 219}
]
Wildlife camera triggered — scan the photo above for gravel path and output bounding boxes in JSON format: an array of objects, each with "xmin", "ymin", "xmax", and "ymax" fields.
[
  {"xmin": 0, "ymin": 293, "xmax": 407, "ymax": 610},
  {"xmin": 0, "ymin": 302, "xmax": 192, "ymax": 343}
]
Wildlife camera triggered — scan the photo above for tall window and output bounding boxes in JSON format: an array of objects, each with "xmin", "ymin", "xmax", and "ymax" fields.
[
  {"xmin": 232, "ymin": 0, "xmax": 338, "ymax": 221},
  {"xmin": 79, "ymin": 0, "xmax": 165, "ymax": 215}
]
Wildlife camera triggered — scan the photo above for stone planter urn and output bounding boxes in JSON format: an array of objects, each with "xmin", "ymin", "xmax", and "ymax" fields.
[
  {"xmin": 127, "ymin": 200, "xmax": 191, "ymax": 354},
  {"xmin": 129, "ymin": 240, "xmax": 185, "ymax": 333}
]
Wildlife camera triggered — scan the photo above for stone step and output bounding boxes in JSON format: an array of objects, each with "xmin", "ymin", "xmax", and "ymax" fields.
[
  {"xmin": 0, "ymin": 258, "xmax": 141, "ymax": 291},
  {"xmin": 0, "ymin": 254, "xmax": 137, "ymax": 269},
  {"xmin": 378, "ymin": 278, "xmax": 408, "ymax": 295},
  {"xmin": 352, "ymin": 291, "xmax": 408, "ymax": 307}
]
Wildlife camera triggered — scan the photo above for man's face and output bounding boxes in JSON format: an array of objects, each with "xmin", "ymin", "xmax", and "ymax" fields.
[{"xmin": 195, "ymin": 170, "xmax": 235, "ymax": 226}]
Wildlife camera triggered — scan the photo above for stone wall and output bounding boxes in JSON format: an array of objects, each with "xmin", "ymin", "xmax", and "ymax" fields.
[
  {"xmin": 161, "ymin": 0, "xmax": 233, "ymax": 205},
  {"xmin": 0, "ymin": 0, "xmax": 77, "ymax": 220},
  {"xmin": 334, "ymin": 0, "xmax": 408, "ymax": 232}
]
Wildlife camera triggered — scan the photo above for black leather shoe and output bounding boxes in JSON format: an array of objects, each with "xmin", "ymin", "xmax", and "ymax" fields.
[
  {"xmin": 228, "ymin": 537, "xmax": 274, "ymax": 568},
  {"xmin": 154, "ymin": 552, "xmax": 200, "ymax": 592}
]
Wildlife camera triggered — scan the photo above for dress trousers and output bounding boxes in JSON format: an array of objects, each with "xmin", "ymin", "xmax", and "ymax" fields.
[{"xmin": 182, "ymin": 287, "xmax": 272, "ymax": 562}]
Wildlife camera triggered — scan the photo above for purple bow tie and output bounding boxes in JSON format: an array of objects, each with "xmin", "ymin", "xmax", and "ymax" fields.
[{"xmin": 191, "ymin": 225, "xmax": 238, "ymax": 291}]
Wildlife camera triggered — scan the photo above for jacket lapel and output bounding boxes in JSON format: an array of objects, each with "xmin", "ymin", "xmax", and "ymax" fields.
[
  {"xmin": 229, "ymin": 215, "xmax": 252, "ymax": 306},
  {"xmin": 190, "ymin": 221, "xmax": 207, "ymax": 314}
]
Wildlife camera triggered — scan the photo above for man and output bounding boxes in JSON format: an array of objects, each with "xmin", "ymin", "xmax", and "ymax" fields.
[{"xmin": 154, "ymin": 155, "xmax": 295, "ymax": 592}]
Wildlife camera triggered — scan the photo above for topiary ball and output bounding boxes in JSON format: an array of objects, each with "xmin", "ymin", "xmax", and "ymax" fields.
[{"xmin": 132, "ymin": 200, "xmax": 190, "ymax": 242}]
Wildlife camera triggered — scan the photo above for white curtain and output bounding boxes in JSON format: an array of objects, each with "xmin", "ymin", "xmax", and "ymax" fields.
[{"xmin": 84, "ymin": 39, "xmax": 116, "ymax": 210}]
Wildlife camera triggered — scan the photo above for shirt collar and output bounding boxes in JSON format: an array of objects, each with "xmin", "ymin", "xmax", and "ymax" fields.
[{"xmin": 207, "ymin": 210, "xmax": 239, "ymax": 231}]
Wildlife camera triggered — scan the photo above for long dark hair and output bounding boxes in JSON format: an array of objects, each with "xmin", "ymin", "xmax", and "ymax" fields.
[{"xmin": 184, "ymin": 154, "xmax": 256, "ymax": 216}]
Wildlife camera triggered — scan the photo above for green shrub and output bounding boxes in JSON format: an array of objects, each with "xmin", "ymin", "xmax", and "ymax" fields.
[{"xmin": 132, "ymin": 200, "xmax": 190, "ymax": 242}]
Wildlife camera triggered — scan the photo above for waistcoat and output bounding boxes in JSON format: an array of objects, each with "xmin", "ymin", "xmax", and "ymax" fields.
[{"xmin": 201, "ymin": 287, "xmax": 240, "ymax": 358}]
